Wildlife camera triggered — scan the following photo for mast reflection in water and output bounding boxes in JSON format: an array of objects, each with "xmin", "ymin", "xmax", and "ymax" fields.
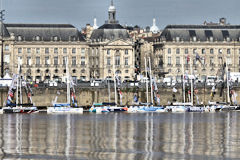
[{"xmin": 0, "ymin": 112, "xmax": 239, "ymax": 159}]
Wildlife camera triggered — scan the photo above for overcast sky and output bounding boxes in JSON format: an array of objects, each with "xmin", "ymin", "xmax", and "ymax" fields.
[{"xmin": 2, "ymin": 0, "xmax": 239, "ymax": 30}]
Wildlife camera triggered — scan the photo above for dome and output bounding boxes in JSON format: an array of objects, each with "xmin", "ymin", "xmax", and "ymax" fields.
[{"xmin": 150, "ymin": 18, "xmax": 159, "ymax": 34}]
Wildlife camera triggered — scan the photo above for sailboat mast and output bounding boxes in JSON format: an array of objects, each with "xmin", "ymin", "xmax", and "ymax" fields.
[
  {"xmin": 145, "ymin": 57, "xmax": 149, "ymax": 107},
  {"xmin": 113, "ymin": 62, "xmax": 117, "ymax": 105},
  {"xmin": 16, "ymin": 59, "xmax": 20, "ymax": 107},
  {"xmin": 66, "ymin": 57, "xmax": 70, "ymax": 105},
  {"xmin": 182, "ymin": 56, "xmax": 185, "ymax": 103},
  {"xmin": 148, "ymin": 57, "xmax": 153, "ymax": 105},
  {"xmin": 226, "ymin": 58, "xmax": 230, "ymax": 104},
  {"xmin": 190, "ymin": 57, "xmax": 193, "ymax": 106}
]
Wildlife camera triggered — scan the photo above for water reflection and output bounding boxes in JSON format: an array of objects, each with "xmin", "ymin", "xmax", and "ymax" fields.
[{"xmin": 0, "ymin": 112, "xmax": 239, "ymax": 159}]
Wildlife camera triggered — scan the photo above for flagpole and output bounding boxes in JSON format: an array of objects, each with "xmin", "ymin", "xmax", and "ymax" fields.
[
  {"xmin": 182, "ymin": 56, "xmax": 185, "ymax": 103},
  {"xmin": 144, "ymin": 57, "xmax": 149, "ymax": 107},
  {"xmin": 148, "ymin": 57, "xmax": 154, "ymax": 106}
]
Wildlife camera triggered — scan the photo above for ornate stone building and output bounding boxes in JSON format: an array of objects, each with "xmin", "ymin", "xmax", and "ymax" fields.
[
  {"xmin": 89, "ymin": 0, "xmax": 135, "ymax": 81},
  {"xmin": 153, "ymin": 19, "xmax": 240, "ymax": 81},
  {"xmin": 0, "ymin": 23, "xmax": 89, "ymax": 82}
]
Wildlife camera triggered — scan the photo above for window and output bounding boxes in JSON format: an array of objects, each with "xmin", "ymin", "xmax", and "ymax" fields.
[
  {"xmin": 81, "ymin": 57, "xmax": 85, "ymax": 65},
  {"xmin": 210, "ymin": 48, "xmax": 214, "ymax": 54},
  {"xmin": 185, "ymin": 48, "xmax": 188, "ymax": 54},
  {"xmin": 227, "ymin": 49, "xmax": 231, "ymax": 54},
  {"xmin": 107, "ymin": 49, "xmax": 110, "ymax": 55},
  {"xmin": 115, "ymin": 56, "xmax": 120, "ymax": 66},
  {"xmin": 202, "ymin": 49, "xmax": 206, "ymax": 54},
  {"xmin": 210, "ymin": 57, "xmax": 214, "ymax": 65},
  {"xmin": 36, "ymin": 57, "xmax": 40, "ymax": 65},
  {"xmin": 125, "ymin": 49, "xmax": 128, "ymax": 55},
  {"xmin": 81, "ymin": 48, "xmax": 85, "ymax": 55},
  {"xmin": 125, "ymin": 57, "xmax": 128, "ymax": 66},
  {"xmin": 176, "ymin": 57, "xmax": 180, "ymax": 65},
  {"xmin": 72, "ymin": 56, "xmax": 76, "ymax": 65},
  {"xmin": 176, "ymin": 48, "xmax": 180, "ymax": 54},
  {"xmin": 18, "ymin": 48, "xmax": 22, "ymax": 54},
  {"xmin": 45, "ymin": 48, "xmax": 49, "ymax": 54},
  {"xmin": 72, "ymin": 48, "xmax": 76, "ymax": 54},
  {"xmin": 239, "ymin": 57, "xmax": 240, "ymax": 65},
  {"xmin": 27, "ymin": 48, "xmax": 31, "ymax": 54},
  {"xmin": 108, "ymin": 70, "xmax": 111, "ymax": 74},
  {"xmin": 168, "ymin": 48, "xmax": 171, "ymax": 54},
  {"xmin": 5, "ymin": 44, "xmax": 9, "ymax": 51},
  {"xmin": 36, "ymin": 48, "xmax": 40, "ymax": 54},
  {"xmin": 168, "ymin": 57, "xmax": 171, "ymax": 65},
  {"xmin": 63, "ymin": 48, "xmax": 67, "ymax": 54},
  {"xmin": 227, "ymin": 57, "xmax": 232, "ymax": 65},
  {"xmin": 63, "ymin": 57, "xmax": 66, "ymax": 65},
  {"xmin": 72, "ymin": 69, "xmax": 76, "ymax": 73},
  {"xmin": 107, "ymin": 57, "xmax": 111, "ymax": 66},
  {"xmin": 54, "ymin": 57, "xmax": 58, "ymax": 65},
  {"xmin": 45, "ymin": 56, "xmax": 49, "ymax": 65},
  {"xmin": 54, "ymin": 48, "xmax": 58, "ymax": 54},
  {"xmin": 27, "ymin": 57, "xmax": 31, "ymax": 65},
  {"xmin": 125, "ymin": 70, "xmax": 129, "ymax": 73},
  {"xmin": 193, "ymin": 48, "xmax": 197, "ymax": 54},
  {"xmin": 218, "ymin": 49, "xmax": 222, "ymax": 54}
]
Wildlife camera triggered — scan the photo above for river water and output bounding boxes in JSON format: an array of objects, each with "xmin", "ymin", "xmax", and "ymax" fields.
[{"xmin": 0, "ymin": 112, "xmax": 239, "ymax": 160}]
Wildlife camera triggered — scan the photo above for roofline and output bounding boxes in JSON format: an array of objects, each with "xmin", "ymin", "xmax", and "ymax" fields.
[{"xmin": 165, "ymin": 24, "xmax": 240, "ymax": 29}]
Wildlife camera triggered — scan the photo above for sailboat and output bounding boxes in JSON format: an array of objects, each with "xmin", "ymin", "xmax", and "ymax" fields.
[
  {"xmin": 3, "ymin": 60, "xmax": 38, "ymax": 113},
  {"xmin": 47, "ymin": 57, "xmax": 83, "ymax": 114},
  {"xmin": 128, "ymin": 57, "xmax": 167, "ymax": 112},
  {"xmin": 89, "ymin": 63, "xmax": 127, "ymax": 113}
]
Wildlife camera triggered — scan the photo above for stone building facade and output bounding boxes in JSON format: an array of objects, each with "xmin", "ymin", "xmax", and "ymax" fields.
[
  {"xmin": 0, "ymin": 23, "xmax": 89, "ymax": 82},
  {"xmin": 89, "ymin": 0, "xmax": 135, "ymax": 81},
  {"xmin": 153, "ymin": 20, "xmax": 240, "ymax": 81},
  {"xmin": 0, "ymin": 1, "xmax": 135, "ymax": 83}
]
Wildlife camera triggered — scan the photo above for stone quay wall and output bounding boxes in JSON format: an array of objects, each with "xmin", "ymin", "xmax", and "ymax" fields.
[{"xmin": 0, "ymin": 86, "xmax": 239, "ymax": 107}]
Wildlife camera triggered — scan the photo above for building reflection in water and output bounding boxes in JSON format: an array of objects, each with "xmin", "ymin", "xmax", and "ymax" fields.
[{"xmin": 0, "ymin": 112, "xmax": 239, "ymax": 159}]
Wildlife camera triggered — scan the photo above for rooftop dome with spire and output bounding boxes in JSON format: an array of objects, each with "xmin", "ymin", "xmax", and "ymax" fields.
[
  {"xmin": 90, "ymin": 0, "xmax": 129, "ymax": 41},
  {"xmin": 108, "ymin": 0, "xmax": 116, "ymax": 12},
  {"xmin": 150, "ymin": 18, "xmax": 159, "ymax": 34}
]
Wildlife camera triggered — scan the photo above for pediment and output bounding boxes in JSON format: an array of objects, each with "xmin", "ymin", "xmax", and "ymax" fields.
[{"xmin": 107, "ymin": 39, "xmax": 132, "ymax": 46}]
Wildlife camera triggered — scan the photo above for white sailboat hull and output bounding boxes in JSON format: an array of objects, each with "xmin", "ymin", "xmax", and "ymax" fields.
[{"xmin": 47, "ymin": 107, "xmax": 83, "ymax": 114}]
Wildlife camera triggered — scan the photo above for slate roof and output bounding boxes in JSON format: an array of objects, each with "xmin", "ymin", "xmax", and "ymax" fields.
[
  {"xmin": 160, "ymin": 25, "xmax": 240, "ymax": 42},
  {"xmin": 0, "ymin": 22, "xmax": 10, "ymax": 37},
  {"xmin": 91, "ymin": 28, "xmax": 129, "ymax": 41},
  {"xmin": 4, "ymin": 23, "xmax": 85, "ymax": 41}
]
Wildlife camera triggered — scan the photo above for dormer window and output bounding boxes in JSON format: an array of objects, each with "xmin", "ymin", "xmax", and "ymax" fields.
[
  {"xmin": 17, "ymin": 36, "xmax": 22, "ymax": 41},
  {"xmin": 226, "ymin": 37, "xmax": 230, "ymax": 42},
  {"xmin": 35, "ymin": 36, "xmax": 40, "ymax": 41},
  {"xmin": 71, "ymin": 36, "xmax": 76, "ymax": 41},
  {"xmin": 53, "ymin": 36, "xmax": 58, "ymax": 41},
  {"xmin": 209, "ymin": 37, "xmax": 213, "ymax": 42},
  {"xmin": 176, "ymin": 37, "xmax": 180, "ymax": 42},
  {"xmin": 193, "ymin": 36, "xmax": 197, "ymax": 42}
]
